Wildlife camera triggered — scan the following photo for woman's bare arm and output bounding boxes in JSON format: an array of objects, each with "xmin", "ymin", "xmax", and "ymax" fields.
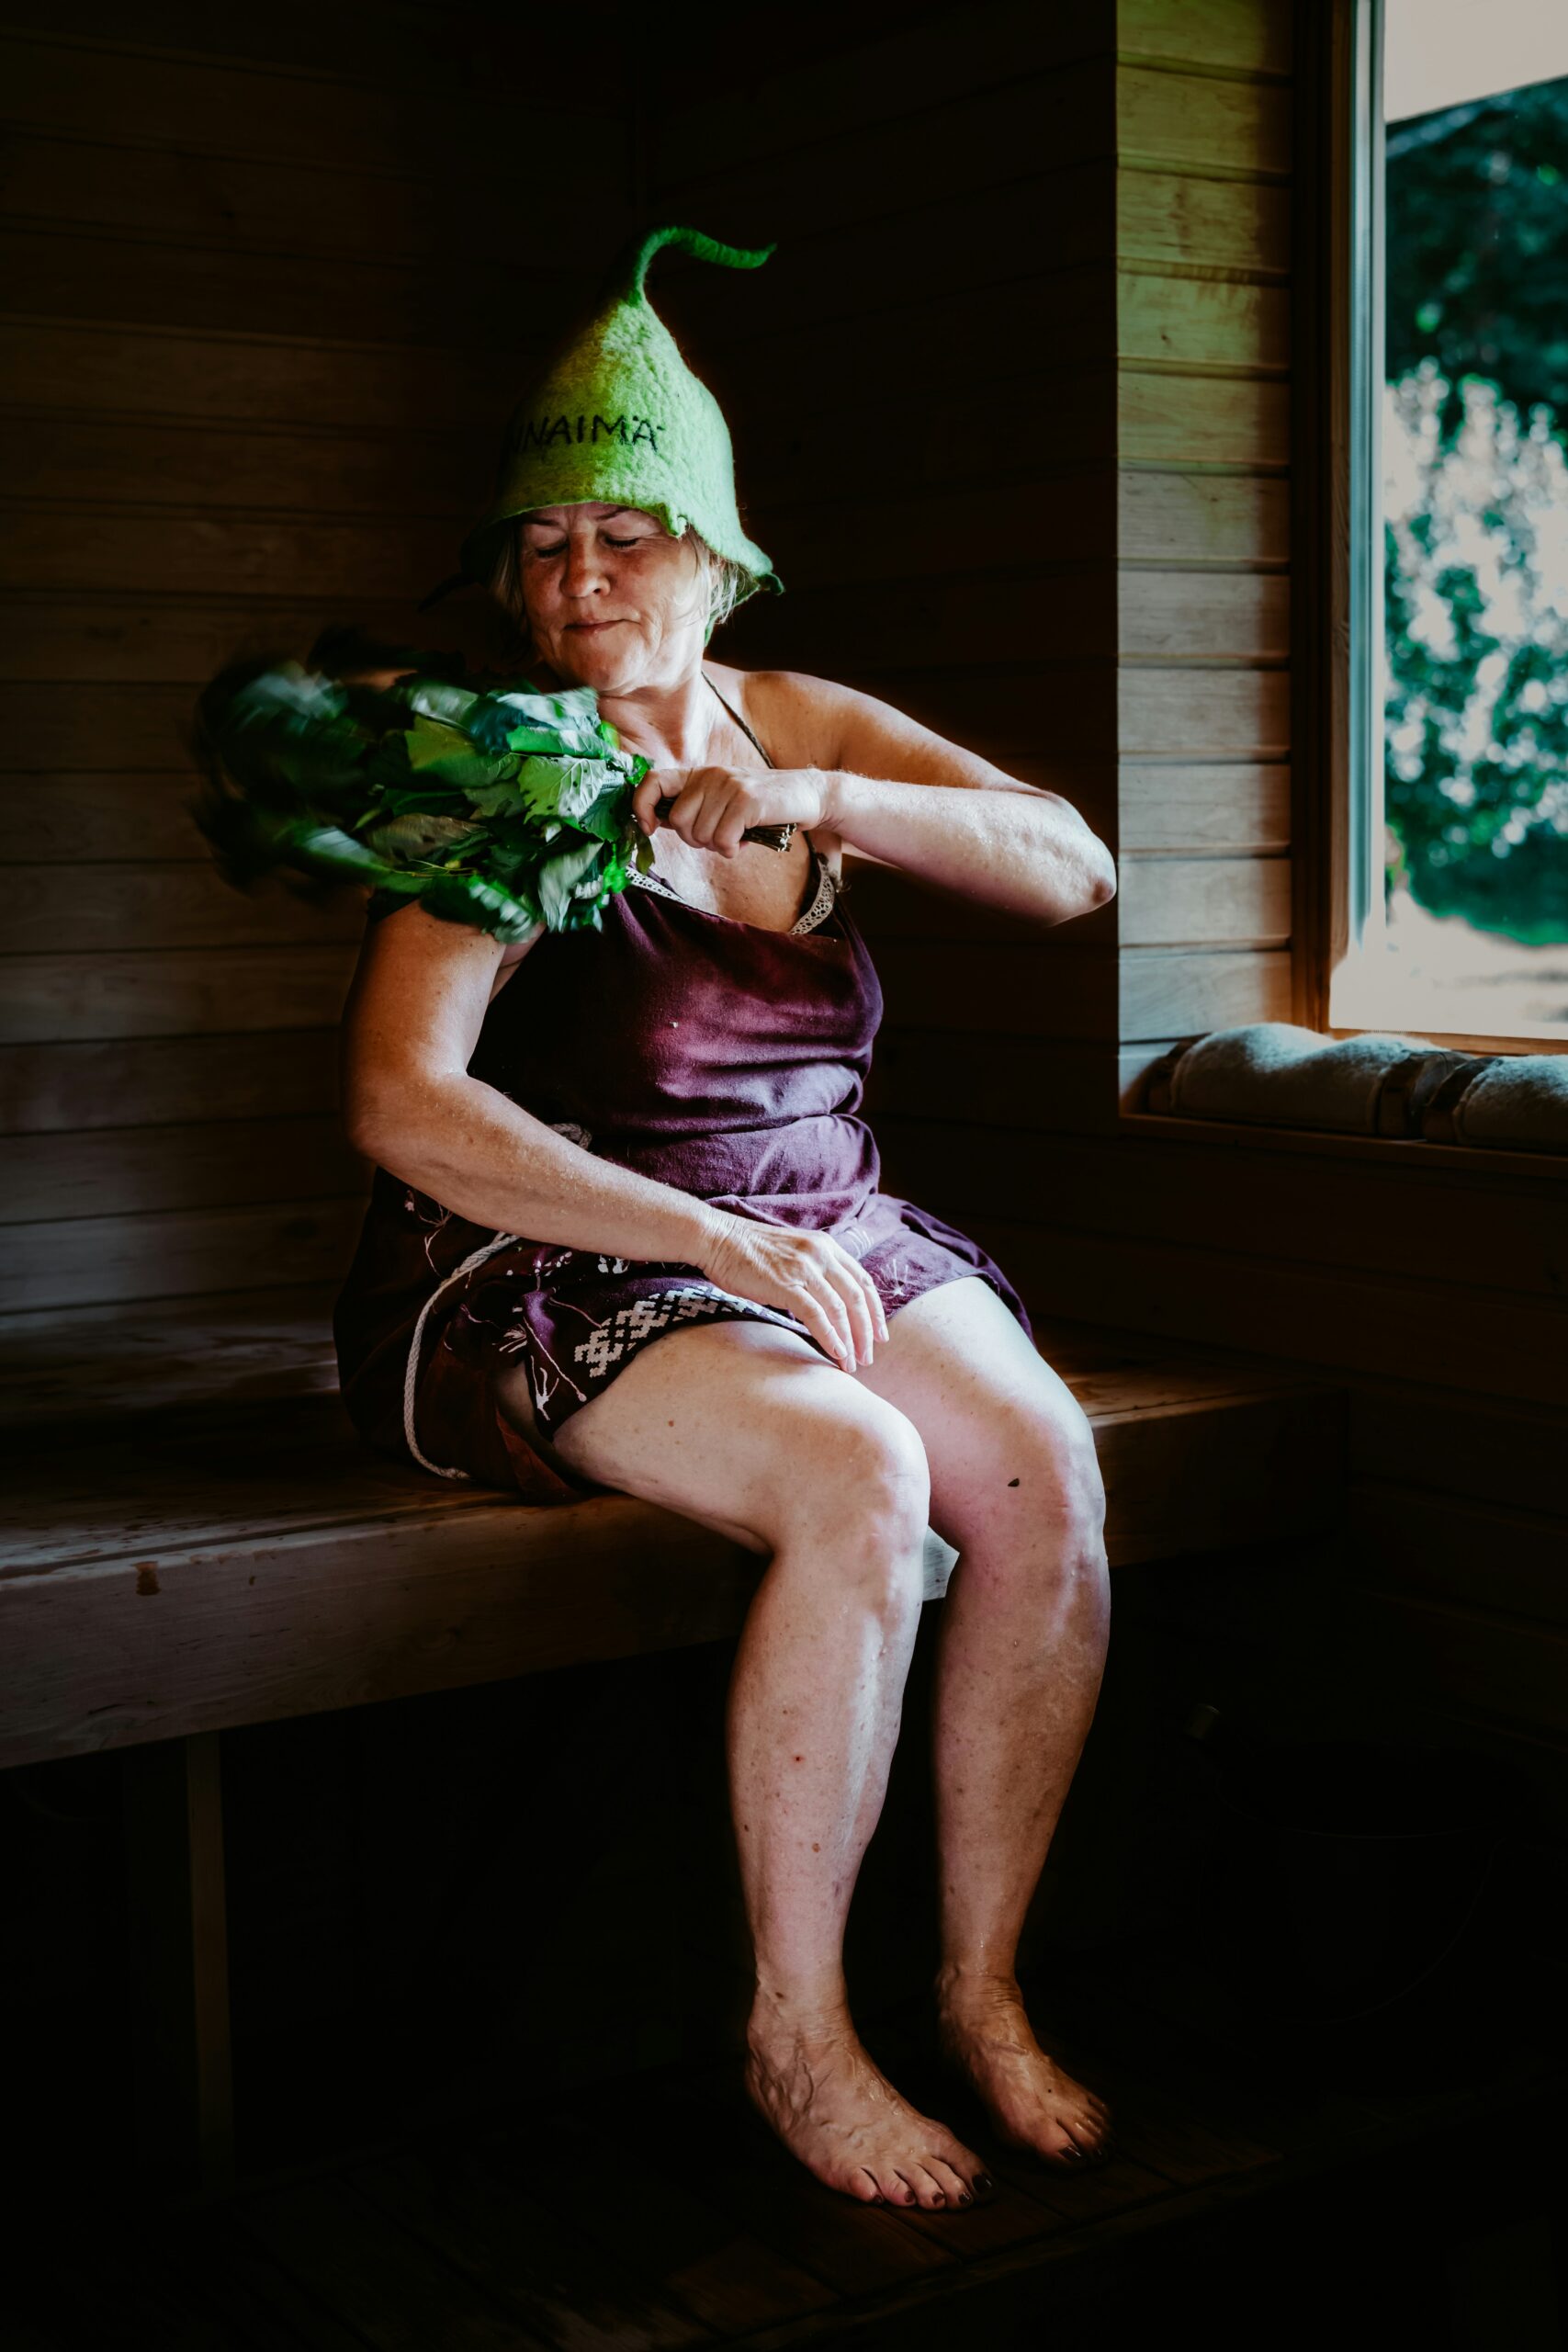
[
  {"xmin": 339, "ymin": 901, "xmax": 887, "ymax": 1370},
  {"xmin": 748, "ymin": 669, "xmax": 1116, "ymax": 926}
]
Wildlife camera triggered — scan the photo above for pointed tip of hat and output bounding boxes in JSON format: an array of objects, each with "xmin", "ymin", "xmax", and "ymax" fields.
[{"xmin": 610, "ymin": 223, "xmax": 777, "ymax": 305}]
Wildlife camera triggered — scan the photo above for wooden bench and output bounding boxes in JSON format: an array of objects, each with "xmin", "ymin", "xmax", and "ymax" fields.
[{"xmin": 1, "ymin": 1287, "xmax": 1346, "ymax": 2198}]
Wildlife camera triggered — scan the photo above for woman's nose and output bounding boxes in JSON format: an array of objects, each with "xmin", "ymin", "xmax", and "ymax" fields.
[{"xmin": 562, "ymin": 542, "xmax": 609, "ymax": 598}]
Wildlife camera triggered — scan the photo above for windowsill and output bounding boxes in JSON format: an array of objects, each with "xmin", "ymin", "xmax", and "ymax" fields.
[
  {"xmin": 1117, "ymin": 1109, "xmax": 1567, "ymax": 1180},
  {"xmin": 1325, "ymin": 1015, "xmax": 1568, "ymax": 1056},
  {"xmin": 1328, "ymin": 948, "xmax": 1568, "ymax": 1056}
]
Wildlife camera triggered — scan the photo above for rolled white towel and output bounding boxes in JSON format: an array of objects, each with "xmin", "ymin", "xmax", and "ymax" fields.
[
  {"xmin": 1165, "ymin": 1023, "xmax": 1441, "ymax": 1134},
  {"xmin": 1430, "ymin": 1055, "xmax": 1568, "ymax": 1153}
]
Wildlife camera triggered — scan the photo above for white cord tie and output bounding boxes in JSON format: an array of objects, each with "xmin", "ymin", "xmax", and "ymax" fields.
[{"xmin": 401, "ymin": 1231, "xmax": 521, "ymax": 1479}]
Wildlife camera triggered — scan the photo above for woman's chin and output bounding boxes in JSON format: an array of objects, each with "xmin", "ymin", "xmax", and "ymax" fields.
[{"xmin": 547, "ymin": 626, "xmax": 647, "ymax": 690}]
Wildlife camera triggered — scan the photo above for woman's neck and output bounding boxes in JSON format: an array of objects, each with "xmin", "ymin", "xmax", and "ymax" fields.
[{"xmin": 542, "ymin": 656, "xmax": 720, "ymax": 768}]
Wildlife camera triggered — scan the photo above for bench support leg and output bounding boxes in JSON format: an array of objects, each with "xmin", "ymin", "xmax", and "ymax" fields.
[{"xmin": 120, "ymin": 1731, "xmax": 235, "ymax": 2198}]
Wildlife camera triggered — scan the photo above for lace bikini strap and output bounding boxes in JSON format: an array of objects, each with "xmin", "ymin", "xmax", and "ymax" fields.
[{"xmin": 705, "ymin": 673, "xmax": 775, "ymax": 769}]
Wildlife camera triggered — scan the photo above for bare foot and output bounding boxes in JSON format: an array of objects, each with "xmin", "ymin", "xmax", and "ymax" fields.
[
  {"xmin": 934, "ymin": 1971, "xmax": 1114, "ymax": 2167},
  {"xmin": 745, "ymin": 2007, "xmax": 994, "ymax": 2210}
]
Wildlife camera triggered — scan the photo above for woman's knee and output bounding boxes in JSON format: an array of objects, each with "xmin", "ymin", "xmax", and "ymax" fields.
[
  {"xmin": 764, "ymin": 1391, "xmax": 931, "ymax": 1598},
  {"xmin": 961, "ymin": 1392, "xmax": 1107, "ymax": 1554}
]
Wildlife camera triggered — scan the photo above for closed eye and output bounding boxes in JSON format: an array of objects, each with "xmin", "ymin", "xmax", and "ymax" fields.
[{"xmin": 525, "ymin": 534, "xmax": 646, "ymax": 557}]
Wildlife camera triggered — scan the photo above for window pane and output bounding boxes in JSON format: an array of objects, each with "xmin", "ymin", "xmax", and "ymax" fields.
[{"xmin": 1376, "ymin": 0, "xmax": 1568, "ymax": 1036}]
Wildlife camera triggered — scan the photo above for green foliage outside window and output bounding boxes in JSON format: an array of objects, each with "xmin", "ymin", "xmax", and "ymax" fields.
[{"xmin": 1382, "ymin": 77, "xmax": 1568, "ymax": 943}]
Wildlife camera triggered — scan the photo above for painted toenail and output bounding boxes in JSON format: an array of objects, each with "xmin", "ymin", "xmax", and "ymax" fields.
[
  {"xmin": 959, "ymin": 2190, "xmax": 973, "ymax": 2206},
  {"xmin": 975, "ymin": 2172, "xmax": 994, "ymax": 2192}
]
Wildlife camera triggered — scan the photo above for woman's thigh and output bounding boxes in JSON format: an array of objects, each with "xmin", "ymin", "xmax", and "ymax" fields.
[
  {"xmin": 852, "ymin": 1278, "xmax": 1104, "ymax": 1551},
  {"xmin": 496, "ymin": 1318, "xmax": 930, "ymax": 1556}
]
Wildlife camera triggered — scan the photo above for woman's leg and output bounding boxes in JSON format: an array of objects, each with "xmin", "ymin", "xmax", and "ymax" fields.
[
  {"xmin": 497, "ymin": 1319, "xmax": 990, "ymax": 2210},
  {"xmin": 853, "ymin": 1277, "xmax": 1114, "ymax": 2164}
]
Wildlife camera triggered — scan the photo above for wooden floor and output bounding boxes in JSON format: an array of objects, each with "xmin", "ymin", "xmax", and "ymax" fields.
[{"xmin": 9, "ymin": 1948, "xmax": 1564, "ymax": 2352}]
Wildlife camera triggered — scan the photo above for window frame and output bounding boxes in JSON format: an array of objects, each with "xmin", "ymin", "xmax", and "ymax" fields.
[{"xmin": 1295, "ymin": 0, "xmax": 1568, "ymax": 1057}]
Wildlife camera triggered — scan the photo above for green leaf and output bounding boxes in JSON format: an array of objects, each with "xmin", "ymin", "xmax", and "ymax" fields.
[
  {"xmin": 364, "ymin": 811, "xmax": 485, "ymax": 861},
  {"xmin": 536, "ymin": 835, "xmax": 610, "ymax": 931}
]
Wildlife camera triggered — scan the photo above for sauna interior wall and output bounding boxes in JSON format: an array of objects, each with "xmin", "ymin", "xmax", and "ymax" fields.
[
  {"xmin": 5, "ymin": 0, "xmax": 1560, "ymax": 2061},
  {"xmin": 871, "ymin": 0, "xmax": 1568, "ymax": 1850},
  {"xmin": 0, "ymin": 0, "xmax": 630, "ymax": 1327}
]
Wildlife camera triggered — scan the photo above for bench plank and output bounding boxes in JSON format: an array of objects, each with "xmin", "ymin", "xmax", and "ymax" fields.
[{"xmin": 0, "ymin": 1300, "xmax": 1343, "ymax": 1770}]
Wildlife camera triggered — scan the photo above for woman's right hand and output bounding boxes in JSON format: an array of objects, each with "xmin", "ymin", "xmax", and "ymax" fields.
[{"xmin": 695, "ymin": 1213, "xmax": 888, "ymax": 1373}]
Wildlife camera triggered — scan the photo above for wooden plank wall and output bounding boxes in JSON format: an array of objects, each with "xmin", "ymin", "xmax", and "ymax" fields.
[
  {"xmin": 853, "ymin": 0, "xmax": 1568, "ymax": 1837},
  {"xmin": 6, "ymin": 3, "xmax": 1561, "ymax": 1836},
  {"xmin": 0, "ymin": 3, "xmax": 626, "ymax": 1322},
  {"xmin": 703, "ymin": 3, "xmax": 1125, "ymax": 1142}
]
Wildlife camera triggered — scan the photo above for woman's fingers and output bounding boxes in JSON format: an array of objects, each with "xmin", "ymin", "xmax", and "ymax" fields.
[
  {"xmin": 637, "ymin": 767, "xmax": 763, "ymax": 859},
  {"xmin": 816, "ymin": 1257, "xmax": 877, "ymax": 1368},
  {"xmin": 790, "ymin": 1283, "xmax": 855, "ymax": 1372},
  {"xmin": 631, "ymin": 769, "xmax": 669, "ymax": 835},
  {"xmin": 699, "ymin": 1220, "xmax": 887, "ymax": 1374},
  {"xmin": 795, "ymin": 1246, "xmax": 882, "ymax": 1370},
  {"xmin": 787, "ymin": 1261, "xmax": 856, "ymax": 1370}
]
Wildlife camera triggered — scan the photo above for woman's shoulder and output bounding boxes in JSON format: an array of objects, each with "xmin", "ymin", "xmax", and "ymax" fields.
[{"xmin": 706, "ymin": 661, "xmax": 891, "ymax": 771}]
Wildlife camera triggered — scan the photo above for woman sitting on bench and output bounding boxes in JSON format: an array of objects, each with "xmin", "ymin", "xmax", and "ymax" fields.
[{"xmin": 333, "ymin": 228, "xmax": 1119, "ymax": 2212}]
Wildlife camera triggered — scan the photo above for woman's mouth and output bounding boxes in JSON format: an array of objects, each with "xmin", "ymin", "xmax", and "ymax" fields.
[{"xmin": 567, "ymin": 619, "xmax": 626, "ymax": 632}]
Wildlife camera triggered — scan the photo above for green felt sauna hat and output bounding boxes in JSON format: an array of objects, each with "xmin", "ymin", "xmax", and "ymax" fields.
[{"xmin": 458, "ymin": 224, "xmax": 783, "ymax": 608}]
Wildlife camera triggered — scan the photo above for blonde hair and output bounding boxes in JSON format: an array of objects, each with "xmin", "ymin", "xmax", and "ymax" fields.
[{"xmin": 490, "ymin": 516, "xmax": 754, "ymax": 647}]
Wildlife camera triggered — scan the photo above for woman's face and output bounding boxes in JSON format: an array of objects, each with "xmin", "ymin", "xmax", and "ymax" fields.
[{"xmin": 513, "ymin": 502, "xmax": 705, "ymax": 692}]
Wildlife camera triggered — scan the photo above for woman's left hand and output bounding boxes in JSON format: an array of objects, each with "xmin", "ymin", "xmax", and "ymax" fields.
[{"xmin": 634, "ymin": 764, "xmax": 838, "ymax": 858}]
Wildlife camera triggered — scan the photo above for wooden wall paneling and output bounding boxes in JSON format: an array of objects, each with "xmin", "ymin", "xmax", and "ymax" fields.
[
  {"xmin": 1353, "ymin": 1591, "xmax": 1568, "ymax": 1743},
  {"xmin": 1117, "ymin": 171, "xmax": 1290, "ymax": 277},
  {"xmin": 0, "ymin": 6, "xmax": 615, "ymax": 1316},
  {"xmin": 0, "ymin": 319, "xmax": 528, "ymax": 435},
  {"xmin": 1, "ymin": 682, "xmax": 194, "ymax": 769},
  {"xmin": 2, "ymin": 594, "xmax": 521, "ymax": 687},
  {"xmin": 1118, "ymin": 0, "xmax": 1293, "ymax": 78},
  {"xmin": 0, "ymin": 128, "xmax": 536, "ymax": 275},
  {"xmin": 648, "ymin": 56, "xmax": 1114, "ymax": 244},
  {"xmin": 9, "ymin": 867, "xmax": 365, "ymax": 955},
  {"xmin": 2, "ymin": 511, "xmax": 462, "ymax": 603},
  {"xmin": 830, "ymin": 663, "xmax": 1122, "ymax": 773},
  {"xmin": 0, "ymin": 414, "xmax": 482, "ymax": 519},
  {"xmin": 0, "ymin": 228, "xmax": 585, "ymax": 352},
  {"xmin": 0, "ymin": 29, "xmax": 592, "ymax": 185},
  {"xmin": 871, "ymin": 941, "xmax": 1119, "ymax": 1046},
  {"xmin": 1, "ymin": 948, "xmax": 358, "ymax": 1045},
  {"xmin": 1121, "ymin": 946, "xmax": 1292, "ymax": 1035},
  {"xmin": 1119, "ymin": 369, "xmax": 1289, "ymax": 468},
  {"xmin": 743, "ymin": 479, "xmax": 1108, "ymax": 595},
  {"xmin": 1351, "ymin": 1485, "xmax": 1568, "ymax": 1633},
  {"xmin": 0, "ymin": 1281, "xmax": 342, "ymax": 1423},
  {"xmin": 1118, "ymin": 269, "xmax": 1290, "ymax": 370},
  {"xmin": 0, "ymin": 1115, "xmax": 366, "ymax": 1225},
  {"xmin": 652, "ymin": 0, "xmax": 1115, "ymax": 180},
  {"xmin": 0, "ymin": 0, "xmax": 546, "ymax": 78},
  {"xmin": 1119, "ymin": 669, "xmax": 1292, "ymax": 757},
  {"xmin": 737, "ymin": 563, "xmax": 1120, "ymax": 675},
  {"xmin": 1119, "ymin": 567, "xmax": 1288, "ymax": 659},
  {"xmin": 960, "ymin": 1219, "xmax": 1568, "ymax": 1408},
  {"xmin": 1117, "ymin": 66, "xmax": 1292, "ymax": 175},
  {"xmin": 0, "ymin": 1194, "xmax": 369, "ymax": 1315},
  {"xmin": 864, "ymin": 1032, "xmax": 1124, "ymax": 1136},
  {"xmin": 0, "ymin": 1031, "xmax": 341, "ymax": 1135},
  {"xmin": 877, "ymin": 1125, "xmax": 1568, "ymax": 1301},
  {"xmin": 1117, "ymin": 854, "xmax": 1291, "ymax": 944},
  {"xmin": 1120, "ymin": 762, "xmax": 1291, "ymax": 850},
  {"xmin": 1118, "ymin": 468, "xmax": 1289, "ymax": 560},
  {"xmin": 1348, "ymin": 1384, "xmax": 1568, "ymax": 1521},
  {"xmin": 660, "ymin": 163, "xmax": 1117, "ymax": 355},
  {"xmin": 21, "ymin": 775, "xmax": 201, "ymax": 860}
]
